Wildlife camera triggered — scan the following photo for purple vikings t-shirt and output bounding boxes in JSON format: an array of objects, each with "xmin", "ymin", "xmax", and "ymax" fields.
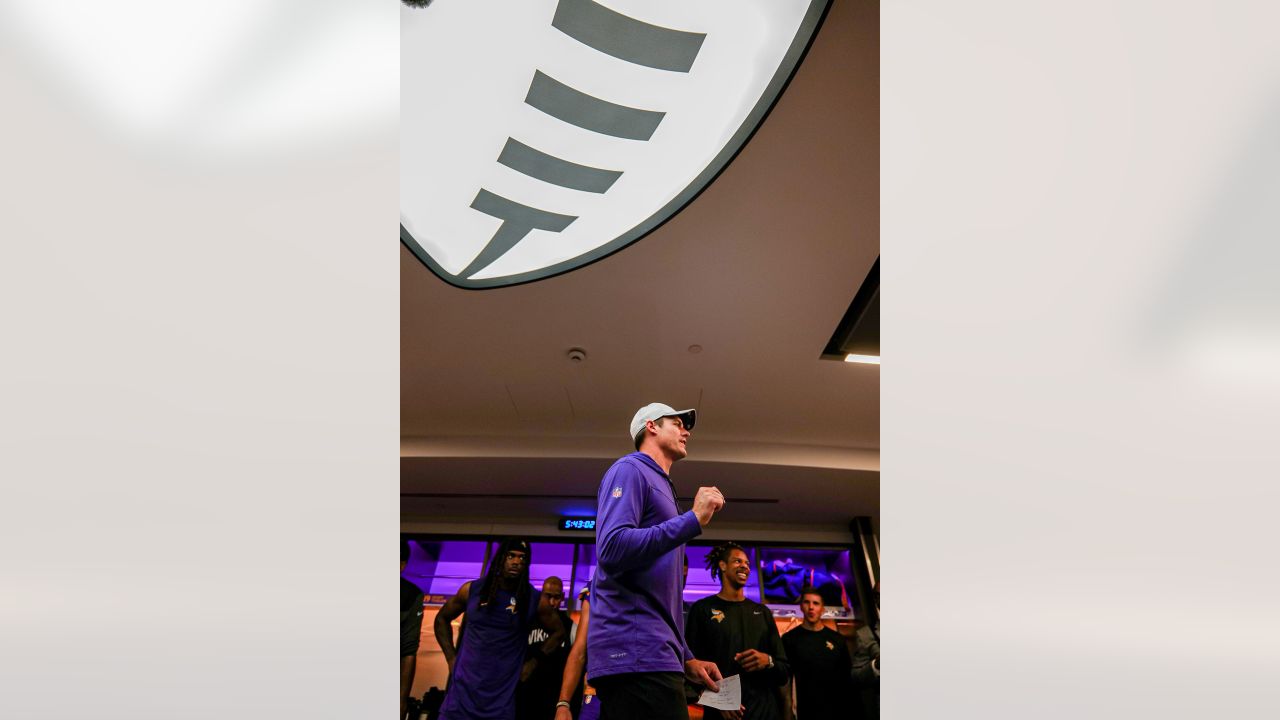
[
  {"xmin": 587, "ymin": 452, "xmax": 703, "ymax": 681},
  {"xmin": 440, "ymin": 581, "xmax": 539, "ymax": 720}
]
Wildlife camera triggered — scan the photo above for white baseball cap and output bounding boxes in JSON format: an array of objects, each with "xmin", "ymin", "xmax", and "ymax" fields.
[{"xmin": 629, "ymin": 403, "xmax": 697, "ymax": 440}]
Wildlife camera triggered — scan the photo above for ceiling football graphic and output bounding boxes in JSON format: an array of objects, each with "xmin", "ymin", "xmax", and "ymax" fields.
[{"xmin": 401, "ymin": 0, "xmax": 831, "ymax": 288}]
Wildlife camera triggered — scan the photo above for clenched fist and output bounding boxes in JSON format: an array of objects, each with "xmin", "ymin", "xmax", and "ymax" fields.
[{"xmin": 692, "ymin": 486, "xmax": 725, "ymax": 526}]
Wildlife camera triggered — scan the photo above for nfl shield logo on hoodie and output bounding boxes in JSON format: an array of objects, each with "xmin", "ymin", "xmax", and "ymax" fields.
[{"xmin": 402, "ymin": 0, "xmax": 831, "ymax": 288}]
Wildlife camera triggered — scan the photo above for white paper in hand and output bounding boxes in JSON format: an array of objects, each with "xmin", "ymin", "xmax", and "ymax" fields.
[{"xmin": 697, "ymin": 674, "xmax": 742, "ymax": 712}]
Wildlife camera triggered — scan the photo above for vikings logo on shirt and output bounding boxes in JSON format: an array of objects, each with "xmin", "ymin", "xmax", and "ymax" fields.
[
  {"xmin": 401, "ymin": 0, "xmax": 833, "ymax": 288},
  {"xmin": 507, "ymin": 597, "xmax": 519, "ymax": 614},
  {"xmin": 611, "ymin": 486, "xmax": 622, "ymax": 499},
  {"xmin": 710, "ymin": 608, "xmax": 725, "ymax": 623},
  {"xmin": 825, "ymin": 641, "xmax": 835, "ymax": 651}
]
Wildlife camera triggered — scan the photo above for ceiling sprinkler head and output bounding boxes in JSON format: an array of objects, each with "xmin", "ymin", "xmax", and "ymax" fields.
[{"xmin": 567, "ymin": 348, "xmax": 587, "ymax": 363}]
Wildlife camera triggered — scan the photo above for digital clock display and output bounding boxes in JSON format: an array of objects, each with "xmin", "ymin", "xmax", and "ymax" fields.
[{"xmin": 559, "ymin": 517, "xmax": 596, "ymax": 531}]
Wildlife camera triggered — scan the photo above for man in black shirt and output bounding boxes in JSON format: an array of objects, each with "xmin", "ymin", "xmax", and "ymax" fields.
[
  {"xmin": 401, "ymin": 539, "xmax": 426, "ymax": 720},
  {"xmin": 516, "ymin": 576, "xmax": 573, "ymax": 720},
  {"xmin": 781, "ymin": 587, "xmax": 852, "ymax": 720},
  {"xmin": 686, "ymin": 542, "xmax": 790, "ymax": 720}
]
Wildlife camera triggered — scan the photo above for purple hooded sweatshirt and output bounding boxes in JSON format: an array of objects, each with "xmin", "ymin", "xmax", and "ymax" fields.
[{"xmin": 586, "ymin": 452, "xmax": 703, "ymax": 681}]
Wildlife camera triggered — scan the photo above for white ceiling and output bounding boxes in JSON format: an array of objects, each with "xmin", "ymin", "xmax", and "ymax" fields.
[{"xmin": 401, "ymin": 0, "xmax": 879, "ymax": 535}]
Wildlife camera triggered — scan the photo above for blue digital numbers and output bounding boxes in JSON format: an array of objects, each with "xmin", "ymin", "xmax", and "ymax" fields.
[{"xmin": 559, "ymin": 517, "xmax": 596, "ymax": 531}]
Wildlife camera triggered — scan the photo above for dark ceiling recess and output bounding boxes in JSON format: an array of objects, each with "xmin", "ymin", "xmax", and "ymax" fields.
[{"xmin": 822, "ymin": 256, "xmax": 879, "ymax": 360}]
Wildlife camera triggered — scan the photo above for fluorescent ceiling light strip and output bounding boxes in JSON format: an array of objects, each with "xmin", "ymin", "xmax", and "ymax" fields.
[{"xmin": 844, "ymin": 354, "xmax": 880, "ymax": 365}]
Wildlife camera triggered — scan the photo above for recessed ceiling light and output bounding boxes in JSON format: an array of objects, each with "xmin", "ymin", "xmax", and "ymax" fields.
[
  {"xmin": 844, "ymin": 354, "xmax": 880, "ymax": 365},
  {"xmin": 401, "ymin": 0, "xmax": 832, "ymax": 288}
]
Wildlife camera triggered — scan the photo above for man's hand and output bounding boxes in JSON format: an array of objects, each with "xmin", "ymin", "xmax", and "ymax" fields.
[
  {"xmin": 446, "ymin": 655, "xmax": 456, "ymax": 679},
  {"xmin": 692, "ymin": 486, "xmax": 725, "ymax": 527},
  {"xmin": 684, "ymin": 658, "xmax": 723, "ymax": 692},
  {"xmin": 521, "ymin": 658, "xmax": 537, "ymax": 682},
  {"xmin": 554, "ymin": 705, "xmax": 573, "ymax": 720},
  {"xmin": 734, "ymin": 649, "xmax": 771, "ymax": 672},
  {"xmin": 718, "ymin": 708, "xmax": 745, "ymax": 720}
]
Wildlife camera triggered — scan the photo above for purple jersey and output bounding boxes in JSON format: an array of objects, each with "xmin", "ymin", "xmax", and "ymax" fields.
[
  {"xmin": 440, "ymin": 581, "xmax": 539, "ymax": 720},
  {"xmin": 587, "ymin": 452, "xmax": 702, "ymax": 681}
]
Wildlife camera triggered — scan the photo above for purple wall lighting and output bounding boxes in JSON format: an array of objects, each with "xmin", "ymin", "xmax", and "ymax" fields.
[
  {"xmin": 402, "ymin": 538, "xmax": 854, "ymax": 613},
  {"xmin": 401, "ymin": 540, "xmax": 490, "ymax": 598},
  {"xmin": 527, "ymin": 542, "xmax": 576, "ymax": 607},
  {"xmin": 756, "ymin": 547, "xmax": 852, "ymax": 608}
]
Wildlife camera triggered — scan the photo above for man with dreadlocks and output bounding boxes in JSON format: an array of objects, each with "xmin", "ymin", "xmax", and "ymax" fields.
[
  {"xmin": 686, "ymin": 542, "xmax": 791, "ymax": 720},
  {"xmin": 588, "ymin": 403, "xmax": 726, "ymax": 720},
  {"xmin": 435, "ymin": 539, "xmax": 567, "ymax": 720}
]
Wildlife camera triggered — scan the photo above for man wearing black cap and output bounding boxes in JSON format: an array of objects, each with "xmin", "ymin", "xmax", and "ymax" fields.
[
  {"xmin": 588, "ymin": 403, "xmax": 727, "ymax": 720},
  {"xmin": 435, "ymin": 539, "xmax": 567, "ymax": 720}
]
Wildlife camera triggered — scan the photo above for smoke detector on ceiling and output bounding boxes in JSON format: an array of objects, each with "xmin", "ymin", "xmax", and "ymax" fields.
[{"xmin": 567, "ymin": 348, "xmax": 587, "ymax": 362}]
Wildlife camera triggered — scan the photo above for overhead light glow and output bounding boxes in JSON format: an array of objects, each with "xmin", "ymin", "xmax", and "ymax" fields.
[
  {"xmin": 844, "ymin": 354, "xmax": 880, "ymax": 365},
  {"xmin": 401, "ymin": 0, "xmax": 832, "ymax": 288}
]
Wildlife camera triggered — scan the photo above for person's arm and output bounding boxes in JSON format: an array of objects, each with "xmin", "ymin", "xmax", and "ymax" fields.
[
  {"xmin": 737, "ymin": 635, "xmax": 783, "ymax": 681},
  {"xmin": 733, "ymin": 612, "xmax": 790, "ymax": 686},
  {"xmin": 554, "ymin": 599, "xmax": 591, "ymax": 720},
  {"xmin": 523, "ymin": 598, "xmax": 568, "ymax": 681},
  {"xmin": 862, "ymin": 626, "xmax": 880, "ymax": 664},
  {"xmin": 536, "ymin": 602, "xmax": 567, "ymax": 656},
  {"xmin": 434, "ymin": 582, "xmax": 471, "ymax": 677},
  {"xmin": 770, "ymin": 680, "xmax": 794, "ymax": 720},
  {"xmin": 763, "ymin": 614, "xmax": 791, "ymax": 685},
  {"xmin": 862, "ymin": 626, "xmax": 880, "ymax": 677},
  {"xmin": 401, "ymin": 589, "xmax": 425, "ymax": 719},
  {"xmin": 400, "ymin": 655, "xmax": 416, "ymax": 720},
  {"xmin": 595, "ymin": 465, "xmax": 703, "ymax": 575}
]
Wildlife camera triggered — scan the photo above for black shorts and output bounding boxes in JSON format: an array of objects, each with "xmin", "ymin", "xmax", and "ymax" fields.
[{"xmin": 593, "ymin": 671, "xmax": 688, "ymax": 720}]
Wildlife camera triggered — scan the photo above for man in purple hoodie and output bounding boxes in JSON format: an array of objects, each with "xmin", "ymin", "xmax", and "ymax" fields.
[{"xmin": 587, "ymin": 403, "xmax": 727, "ymax": 720}]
